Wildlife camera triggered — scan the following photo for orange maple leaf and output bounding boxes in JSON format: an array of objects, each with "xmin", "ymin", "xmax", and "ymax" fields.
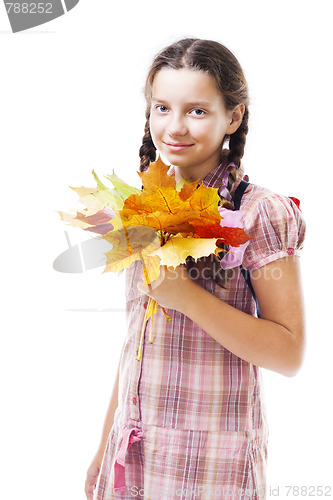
[{"xmin": 138, "ymin": 156, "xmax": 176, "ymax": 191}]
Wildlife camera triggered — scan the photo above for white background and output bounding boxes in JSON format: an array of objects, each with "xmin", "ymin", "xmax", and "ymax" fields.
[{"xmin": 1, "ymin": 1, "xmax": 332, "ymax": 499}]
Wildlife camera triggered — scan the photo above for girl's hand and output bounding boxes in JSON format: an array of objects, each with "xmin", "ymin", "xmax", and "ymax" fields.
[
  {"xmin": 85, "ymin": 456, "xmax": 101, "ymax": 500},
  {"xmin": 139, "ymin": 264, "xmax": 195, "ymax": 311}
]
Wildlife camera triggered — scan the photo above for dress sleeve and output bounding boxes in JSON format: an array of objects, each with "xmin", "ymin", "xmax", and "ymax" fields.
[{"xmin": 242, "ymin": 193, "xmax": 306, "ymax": 271}]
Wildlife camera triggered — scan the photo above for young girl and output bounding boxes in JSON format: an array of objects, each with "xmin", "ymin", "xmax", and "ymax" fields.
[{"xmin": 85, "ymin": 38, "xmax": 306, "ymax": 500}]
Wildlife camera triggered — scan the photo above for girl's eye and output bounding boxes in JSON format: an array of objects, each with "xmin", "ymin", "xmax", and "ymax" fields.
[
  {"xmin": 155, "ymin": 105, "xmax": 168, "ymax": 113},
  {"xmin": 190, "ymin": 109, "xmax": 205, "ymax": 116}
]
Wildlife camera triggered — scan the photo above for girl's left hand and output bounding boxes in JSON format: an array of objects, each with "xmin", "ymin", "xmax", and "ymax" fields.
[{"xmin": 139, "ymin": 264, "xmax": 193, "ymax": 312}]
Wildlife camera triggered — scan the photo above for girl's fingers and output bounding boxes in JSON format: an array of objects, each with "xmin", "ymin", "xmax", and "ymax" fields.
[{"xmin": 85, "ymin": 464, "xmax": 100, "ymax": 500}]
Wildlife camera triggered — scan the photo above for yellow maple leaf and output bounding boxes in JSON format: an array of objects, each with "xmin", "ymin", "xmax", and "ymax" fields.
[
  {"xmin": 101, "ymin": 226, "xmax": 161, "ymax": 285},
  {"xmin": 149, "ymin": 235, "xmax": 219, "ymax": 268}
]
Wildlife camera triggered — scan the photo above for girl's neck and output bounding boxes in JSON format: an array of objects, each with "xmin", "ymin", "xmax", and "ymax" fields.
[{"xmin": 173, "ymin": 150, "xmax": 228, "ymax": 183}]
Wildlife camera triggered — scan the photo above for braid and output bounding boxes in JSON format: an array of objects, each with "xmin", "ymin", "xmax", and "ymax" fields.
[
  {"xmin": 215, "ymin": 107, "xmax": 249, "ymax": 211},
  {"xmin": 212, "ymin": 149, "xmax": 238, "ymax": 211},
  {"xmin": 227, "ymin": 107, "xmax": 249, "ymax": 170},
  {"xmin": 139, "ymin": 115, "xmax": 156, "ymax": 172},
  {"xmin": 207, "ymin": 109, "xmax": 249, "ymax": 287}
]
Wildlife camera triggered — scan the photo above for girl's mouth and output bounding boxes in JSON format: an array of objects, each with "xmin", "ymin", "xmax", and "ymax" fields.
[{"xmin": 163, "ymin": 141, "xmax": 194, "ymax": 152}]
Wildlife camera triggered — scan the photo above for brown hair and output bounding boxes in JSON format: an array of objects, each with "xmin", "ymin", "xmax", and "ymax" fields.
[{"xmin": 139, "ymin": 38, "xmax": 250, "ymax": 287}]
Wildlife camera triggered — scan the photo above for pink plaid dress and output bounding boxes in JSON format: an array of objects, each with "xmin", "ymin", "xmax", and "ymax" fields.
[{"xmin": 94, "ymin": 162, "xmax": 306, "ymax": 500}]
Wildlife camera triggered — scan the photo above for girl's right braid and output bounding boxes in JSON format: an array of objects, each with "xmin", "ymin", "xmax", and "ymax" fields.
[{"xmin": 139, "ymin": 115, "xmax": 156, "ymax": 172}]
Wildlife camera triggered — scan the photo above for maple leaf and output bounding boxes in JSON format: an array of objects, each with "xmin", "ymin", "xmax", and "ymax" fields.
[
  {"xmin": 74, "ymin": 205, "xmax": 115, "ymax": 235},
  {"xmin": 138, "ymin": 156, "xmax": 176, "ymax": 191},
  {"xmin": 101, "ymin": 226, "xmax": 161, "ymax": 285},
  {"xmin": 57, "ymin": 169, "xmax": 141, "ymax": 234},
  {"xmin": 189, "ymin": 221, "xmax": 252, "ymax": 245},
  {"xmin": 57, "ymin": 185, "xmax": 111, "ymax": 230},
  {"xmin": 178, "ymin": 179, "xmax": 200, "ymax": 200},
  {"xmin": 149, "ymin": 235, "xmax": 219, "ymax": 268},
  {"xmin": 104, "ymin": 170, "xmax": 141, "ymax": 200},
  {"xmin": 121, "ymin": 188, "xmax": 194, "ymax": 234}
]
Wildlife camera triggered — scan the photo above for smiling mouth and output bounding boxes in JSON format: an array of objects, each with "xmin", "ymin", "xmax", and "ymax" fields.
[{"xmin": 163, "ymin": 141, "xmax": 194, "ymax": 151}]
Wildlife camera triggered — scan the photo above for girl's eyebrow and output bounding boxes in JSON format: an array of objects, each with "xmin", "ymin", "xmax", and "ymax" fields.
[{"xmin": 152, "ymin": 97, "xmax": 212, "ymax": 107}]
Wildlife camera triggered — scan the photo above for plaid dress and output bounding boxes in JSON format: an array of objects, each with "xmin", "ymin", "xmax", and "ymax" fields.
[{"xmin": 94, "ymin": 162, "xmax": 306, "ymax": 500}]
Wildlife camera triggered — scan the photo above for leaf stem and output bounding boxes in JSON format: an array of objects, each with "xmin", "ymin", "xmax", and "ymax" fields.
[
  {"xmin": 149, "ymin": 299, "xmax": 155, "ymax": 343},
  {"xmin": 136, "ymin": 299, "xmax": 150, "ymax": 361},
  {"xmin": 160, "ymin": 230, "xmax": 164, "ymax": 247},
  {"xmin": 136, "ymin": 297, "xmax": 156, "ymax": 360},
  {"xmin": 161, "ymin": 307, "xmax": 172, "ymax": 322},
  {"xmin": 139, "ymin": 250, "xmax": 152, "ymax": 292},
  {"xmin": 124, "ymin": 226, "xmax": 132, "ymax": 256}
]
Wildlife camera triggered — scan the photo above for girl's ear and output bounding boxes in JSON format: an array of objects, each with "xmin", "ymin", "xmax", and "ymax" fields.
[{"xmin": 226, "ymin": 104, "xmax": 245, "ymax": 135}]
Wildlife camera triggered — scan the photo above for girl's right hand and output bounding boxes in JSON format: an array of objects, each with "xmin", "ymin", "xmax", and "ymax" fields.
[{"xmin": 85, "ymin": 457, "xmax": 102, "ymax": 500}]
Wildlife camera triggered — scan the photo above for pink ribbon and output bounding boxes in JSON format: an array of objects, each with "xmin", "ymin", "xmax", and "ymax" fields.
[
  {"xmin": 114, "ymin": 426, "xmax": 143, "ymax": 492},
  {"xmin": 218, "ymin": 206, "xmax": 250, "ymax": 269}
]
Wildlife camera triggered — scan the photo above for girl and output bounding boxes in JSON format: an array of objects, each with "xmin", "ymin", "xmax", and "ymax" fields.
[{"xmin": 85, "ymin": 38, "xmax": 306, "ymax": 500}]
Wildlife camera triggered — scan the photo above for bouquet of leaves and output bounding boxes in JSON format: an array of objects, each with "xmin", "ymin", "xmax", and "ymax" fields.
[{"xmin": 58, "ymin": 157, "xmax": 251, "ymax": 360}]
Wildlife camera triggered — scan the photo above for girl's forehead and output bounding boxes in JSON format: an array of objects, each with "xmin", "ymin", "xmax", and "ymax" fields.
[{"xmin": 152, "ymin": 68, "xmax": 222, "ymax": 104}]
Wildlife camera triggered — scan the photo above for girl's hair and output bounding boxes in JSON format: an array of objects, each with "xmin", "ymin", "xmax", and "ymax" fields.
[{"xmin": 139, "ymin": 38, "xmax": 250, "ymax": 287}]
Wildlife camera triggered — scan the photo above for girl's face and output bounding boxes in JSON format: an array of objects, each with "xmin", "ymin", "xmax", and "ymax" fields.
[{"xmin": 149, "ymin": 68, "xmax": 244, "ymax": 181}]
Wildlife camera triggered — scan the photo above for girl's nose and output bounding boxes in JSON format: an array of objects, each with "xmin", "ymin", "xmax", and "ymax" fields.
[{"xmin": 167, "ymin": 113, "xmax": 188, "ymax": 137}]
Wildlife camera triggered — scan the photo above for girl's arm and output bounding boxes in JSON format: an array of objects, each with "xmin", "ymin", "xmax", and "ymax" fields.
[
  {"xmin": 85, "ymin": 343, "xmax": 123, "ymax": 500},
  {"xmin": 144, "ymin": 256, "xmax": 306, "ymax": 377}
]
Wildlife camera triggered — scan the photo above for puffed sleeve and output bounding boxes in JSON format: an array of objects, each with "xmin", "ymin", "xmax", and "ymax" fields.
[{"xmin": 242, "ymin": 192, "xmax": 306, "ymax": 271}]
